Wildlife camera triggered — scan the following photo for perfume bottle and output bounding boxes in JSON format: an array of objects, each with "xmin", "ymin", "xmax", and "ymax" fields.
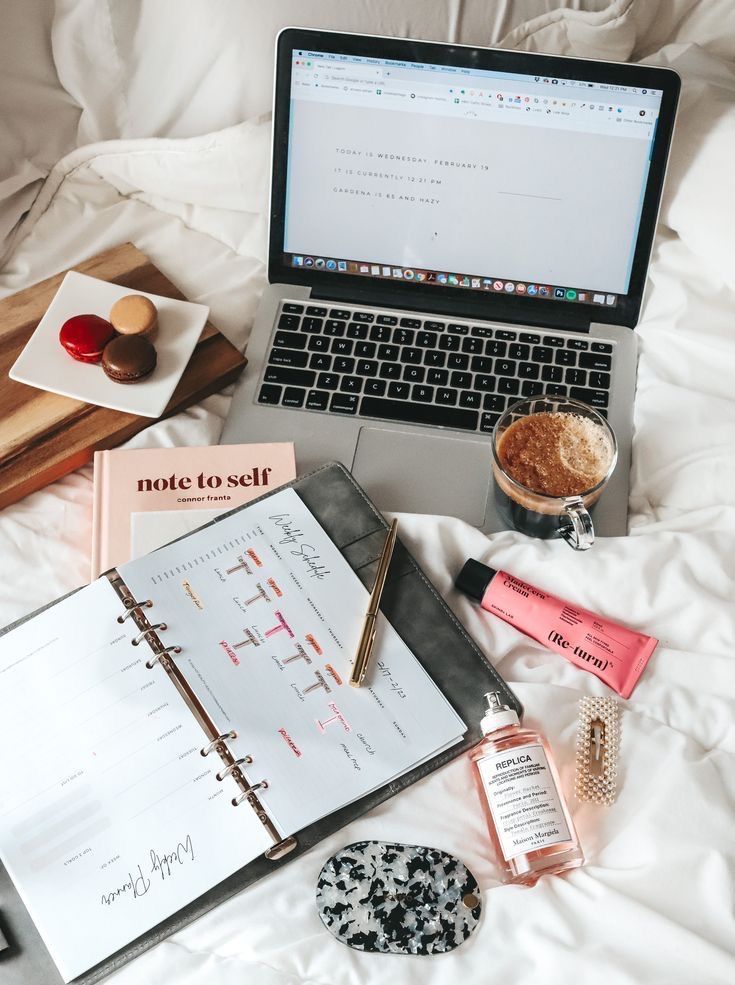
[{"xmin": 469, "ymin": 692, "xmax": 584, "ymax": 885}]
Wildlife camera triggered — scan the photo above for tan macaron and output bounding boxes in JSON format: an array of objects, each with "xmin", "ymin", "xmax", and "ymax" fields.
[{"xmin": 109, "ymin": 294, "xmax": 158, "ymax": 340}]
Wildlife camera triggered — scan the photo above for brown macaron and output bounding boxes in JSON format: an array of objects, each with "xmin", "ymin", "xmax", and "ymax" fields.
[
  {"xmin": 109, "ymin": 294, "xmax": 158, "ymax": 339},
  {"xmin": 101, "ymin": 335, "xmax": 157, "ymax": 384}
]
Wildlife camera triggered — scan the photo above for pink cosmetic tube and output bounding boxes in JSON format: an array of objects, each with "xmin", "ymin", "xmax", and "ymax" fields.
[{"xmin": 456, "ymin": 559, "xmax": 657, "ymax": 698}]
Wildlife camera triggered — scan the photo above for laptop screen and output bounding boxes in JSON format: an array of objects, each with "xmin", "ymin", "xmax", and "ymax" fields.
[{"xmin": 281, "ymin": 49, "xmax": 664, "ymax": 312}]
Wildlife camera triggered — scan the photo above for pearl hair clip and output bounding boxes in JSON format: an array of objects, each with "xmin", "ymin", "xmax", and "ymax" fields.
[{"xmin": 575, "ymin": 696, "xmax": 620, "ymax": 806}]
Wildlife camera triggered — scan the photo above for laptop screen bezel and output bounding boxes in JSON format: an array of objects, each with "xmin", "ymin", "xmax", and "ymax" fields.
[{"xmin": 269, "ymin": 28, "xmax": 680, "ymax": 329}]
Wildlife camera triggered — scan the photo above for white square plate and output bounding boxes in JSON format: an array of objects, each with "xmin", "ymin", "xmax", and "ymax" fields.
[{"xmin": 9, "ymin": 271, "xmax": 210, "ymax": 418}]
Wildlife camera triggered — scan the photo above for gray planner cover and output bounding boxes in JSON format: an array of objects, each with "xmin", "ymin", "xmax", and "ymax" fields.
[{"xmin": 0, "ymin": 462, "xmax": 520, "ymax": 985}]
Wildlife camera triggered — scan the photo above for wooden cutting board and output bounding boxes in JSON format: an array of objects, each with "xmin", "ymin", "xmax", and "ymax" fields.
[{"xmin": 0, "ymin": 242, "xmax": 247, "ymax": 509}]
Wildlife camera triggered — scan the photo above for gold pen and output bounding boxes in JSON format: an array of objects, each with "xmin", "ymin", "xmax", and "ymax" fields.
[{"xmin": 349, "ymin": 518, "xmax": 398, "ymax": 688}]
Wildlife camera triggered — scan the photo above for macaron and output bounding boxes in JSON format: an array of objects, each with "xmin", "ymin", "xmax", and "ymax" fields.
[
  {"xmin": 101, "ymin": 335, "xmax": 157, "ymax": 384},
  {"xmin": 59, "ymin": 314, "xmax": 116, "ymax": 364},
  {"xmin": 109, "ymin": 294, "xmax": 158, "ymax": 339}
]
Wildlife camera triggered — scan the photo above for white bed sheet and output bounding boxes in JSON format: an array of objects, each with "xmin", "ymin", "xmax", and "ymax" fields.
[{"xmin": 1, "ymin": 1, "xmax": 734, "ymax": 983}]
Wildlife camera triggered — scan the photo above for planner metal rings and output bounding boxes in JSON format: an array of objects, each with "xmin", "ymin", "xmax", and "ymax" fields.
[
  {"xmin": 232, "ymin": 780, "xmax": 268, "ymax": 806},
  {"xmin": 216, "ymin": 757, "xmax": 253, "ymax": 781},
  {"xmin": 131, "ymin": 623, "xmax": 167, "ymax": 646},
  {"xmin": 116, "ymin": 599, "xmax": 152, "ymax": 623},
  {"xmin": 200, "ymin": 731, "xmax": 238, "ymax": 756},
  {"xmin": 144, "ymin": 645, "xmax": 182, "ymax": 670}
]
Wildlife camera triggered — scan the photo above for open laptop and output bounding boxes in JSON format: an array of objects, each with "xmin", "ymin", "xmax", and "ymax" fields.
[{"xmin": 222, "ymin": 28, "xmax": 679, "ymax": 534}]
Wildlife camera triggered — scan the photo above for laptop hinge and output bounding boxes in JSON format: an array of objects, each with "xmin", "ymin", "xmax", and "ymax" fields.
[{"xmin": 309, "ymin": 281, "xmax": 592, "ymax": 332}]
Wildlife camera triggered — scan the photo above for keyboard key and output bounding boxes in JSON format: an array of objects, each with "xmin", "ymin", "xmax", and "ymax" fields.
[
  {"xmin": 570, "ymin": 387, "xmax": 609, "ymax": 408},
  {"xmin": 388, "ymin": 381, "xmax": 410, "ymax": 400},
  {"xmin": 591, "ymin": 342, "xmax": 613, "ymax": 353},
  {"xmin": 450, "ymin": 372, "xmax": 472, "ymax": 389},
  {"xmin": 257, "ymin": 383, "xmax": 282, "ymax": 405},
  {"xmin": 264, "ymin": 366, "xmax": 315, "ymax": 387},
  {"xmin": 509, "ymin": 343, "xmax": 530, "ymax": 360},
  {"xmin": 543, "ymin": 335, "xmax": 565, "ymax": 347},
  {"xmin": 486, "ymin": 340, "xmax": 507, "ymax": 357},
  {"xmin": 360, "ymin": 396, "xmax": 478, "ymax": 432},
  {"xmin": 480, "ymin": 412, "xmax": 501, "ymax": 432},
  {"xmin": 403, "ymin": 365, "xmax": 425, "ymax": 383},
  {"xmin": 518, "ymin": 362, "xmax": 540, "ymax": 379},
  {"xmin": 436, "ymin": 388, "xmax": 458, "ymax": 406},
  {"xmin": 278, "ymin": 313, "xmax": 300, "ymax": 330},
  {"xmin": 413, "ymin": 384, "xmax": 434, "ymax": 402},
  {"xmin": 498, "ymin": 378, "xmax": 520, "ymax": 396},
  {"xmin": 282, "ymin": 303, "xmax": 303, "ymax": 314},
  {"xmin": 520, "ymin": 332, "xmax": 541, "ymax": 344},
  {"xmin": 496, "ymin": 330, "xmax": 515, "ymax": 341},
  {"xmin": 471, "ymin": 355, "xmax": 493, "ymax": 374},
  {"xmin": 330, "ymin": 392, "xmax": 359, "ymax": 414},
  {"xmin": 542, "ymin": 364, "xmax": 563, "ymax": 383},
  {"xmin": 282, "ymin": 387, "xmax": 305, "ymax": 408},
  {"xmin": 417, "ymin": 332, "xmax": 436, "ymax": 347},
  {"xmin": 301, "ymin": 317, "xmax": 323, "ymax": 334},
  {"xmin": 448, "ymin": 323, "xmax": 469, "ymax": 335},
  {"xmin": 400, "ymin": 347, "xmax": 422, "ymax": 364},
  {"xmin": 439, "ymin": 335, "xmax": 460, "ymax": 351},
  {"xmin": 308, "ymin": 336, "xmax": 329, "ymax": 352},
  {"xmin": 333, "ymin": 357, "xmax": 355, "ymax": 374},
  {"xmin": 365, "ymin": 379, "xmax": 387, "ymax": 397},
  {"xmin": 471, "ymin": 325, "xmax": 494, "ymax": 338},
  {"xmin": 567, "ymin": 338, "xmax": 589, "ymax": 350},
  {"xmin": 306, "ymin": 305, "xmax": 327, "ymax": 316},
  {"xmin": 355, "ymin": 341, "xmax": 376, "ymax": 358},
  {"xmin": 590, "ymin": 371, "xmax": 611, "ymax": 389},
  {"xmin": 424, "ymin": 350, "xmax": 446, "ymax": 368},
  {"xmin": 565, "ymin": 368, "xmax": 587, "ymax": 386},
  {"xmin": 460, "ymin": 391, "xmax": 481, "ymax": 409},
  {"xmin": 494, "ymin": 359, "xmax": 516, "ymax": 376},
  {"xmin": 309, "ymin": 353, "xmax": 332, "ymax": 371},
  {"xmin": 331, "ymin": 338, "xmax": 353, "ymax": 356},
  {"xmin": 376, "ymin": 314, "xmax": 398, "ymax": 326},
  {"xmin": 306, "ymin": 390, "xmax": 329, "ymax": 411},
  {"xmin": 371, "ymin": 325, "xmax": 392, "ymax": 342},
  {"xmin": 446, "ymin": 352, "xmax": 469, "ymax": 370},
  {"xmin": 554, "ymin": 349, "xmax": 576, "ymax": 366},
  {"xmin": 379, "ymin": 362, "xmax": 401, "ymax": 379},
  {"xmin": 545, "ymin": 383, "xmax": 568, "ymax": 397},
  {"xmin": 340, "ymin": 376, "xmax": 362, "ymax": 394},
  {"xmin": 273, "ymin": 330, "xmax": 306, "ymax": 350},
  {"xmin": 483, "ymin": 393, "xmax": 506, "ymax": 412},
  {"xmin": 347, "ymin": 322, "xmax": 369, "ymax": 340},
  {"xmin": 324, "ymin": 319, "xmax": 346, "ymax": 337},
  {"xmin": 427, "ymin": 368, "xmax": 448, "ymax": 385},
  {"xmin": 400, "ymin": 317, "xmax": 421, "ymax": 328},
  {"xmin": 475, "ymin": 374, "xmax": 496, "ymax": 392},
  {"xmin": 317, "ymin": 373, "xmax": 339, "ymax": 390},
  {"xmin": 521, "ymin": 380, "xmax": 544, "ymax": 397},
  {"xmin": 532, "ymin": 346, "xmax": 553, "ymax": 363},
  {"xmin": 269, "ymin": 347, "xmax": 308, "ymax": 368},
  {"xmin": 393, "ymin": 328, "xmax": 415, "ymax": 346},
  {"xmin": 353, "ymin": 311, "xmax": 374, "ymax": 323},
  {"xmin": 424, "ymin": 320, "xmax": 445, "ymax": 331},
  {"xmin": 462, "ymin": 337, "xmax": 484, "ymax": 354},
  {"xmin": 378, "ymin": 343, "xmax": 399, "ymax": 361},
  {"xmin": 329, "ymin": 309, "xmax": 350, "ymax": 320},
  {"xmin": 356, "ymin": 359, "xmax": 378, "ymax": 376},
  {"xmin": 579, "ymin": 352, "xmax": 612, "ymax": 371}
]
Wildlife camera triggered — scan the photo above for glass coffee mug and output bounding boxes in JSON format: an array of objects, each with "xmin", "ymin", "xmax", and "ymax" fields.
[{"xmin": 491, "ymin": 395, "xmax": 617, "ymax": 551}]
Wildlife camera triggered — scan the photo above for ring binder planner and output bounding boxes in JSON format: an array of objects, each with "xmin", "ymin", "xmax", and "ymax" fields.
[
  {"xmin": 201, "ymin": 731, "xmax": 238, "ymax": 756},
  {"xmin": 107, "ymin": 572, "xmax": 298, "ymax": 863},
  {"xmin": 216, "ymin": 757, "xmax": 254, "ymax": 781}
]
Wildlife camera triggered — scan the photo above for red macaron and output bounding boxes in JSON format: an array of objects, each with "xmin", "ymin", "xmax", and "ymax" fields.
[{"xmin": 59, "ymin": 314, "xmax": 116, "ymax": 364}]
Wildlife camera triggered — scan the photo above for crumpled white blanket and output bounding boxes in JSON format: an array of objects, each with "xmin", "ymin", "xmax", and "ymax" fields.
[{"xmin": 1, "ymin": 1, "xmax": 734, "ymax": 983}]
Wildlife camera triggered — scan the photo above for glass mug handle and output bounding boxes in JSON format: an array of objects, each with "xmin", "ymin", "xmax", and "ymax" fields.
[{"xmin": 560, "ymin": 499, "xmax": 594, "ymax": 551}]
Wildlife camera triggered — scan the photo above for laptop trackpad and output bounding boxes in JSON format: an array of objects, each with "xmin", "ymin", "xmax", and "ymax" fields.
[{"xmin": 351, "ymin": 427, "xmax": 490, "ymax": 525}]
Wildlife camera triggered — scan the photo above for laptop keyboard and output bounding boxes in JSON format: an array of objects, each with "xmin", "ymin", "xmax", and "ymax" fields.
[{"xmin": 256, "ymin": 302, "xmax": 614, "ymax": 433}]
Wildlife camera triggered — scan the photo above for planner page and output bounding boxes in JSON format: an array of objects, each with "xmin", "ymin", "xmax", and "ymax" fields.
[
  {"xmin": 0, "ymin": 577, "xmax": 272, "ymax": 983},
  {"xmin": 120, "ymin": 487, "xmax": 466, "ymax": 837}
]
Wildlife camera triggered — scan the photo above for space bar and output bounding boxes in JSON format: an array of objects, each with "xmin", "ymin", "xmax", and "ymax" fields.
[{"xmin": 359, "ymin": 397, "xmax": 478, "ymax": 431}]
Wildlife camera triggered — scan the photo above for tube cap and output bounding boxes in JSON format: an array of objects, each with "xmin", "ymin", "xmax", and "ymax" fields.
[{"xmin": 455, "ymin": 559, "xmax": 496, "ymax": 603}]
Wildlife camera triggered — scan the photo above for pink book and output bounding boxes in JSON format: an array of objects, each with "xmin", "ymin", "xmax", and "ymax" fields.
[{"xmin": 91, "ymin": 442, "xmax": 296, "ymax": 578}]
